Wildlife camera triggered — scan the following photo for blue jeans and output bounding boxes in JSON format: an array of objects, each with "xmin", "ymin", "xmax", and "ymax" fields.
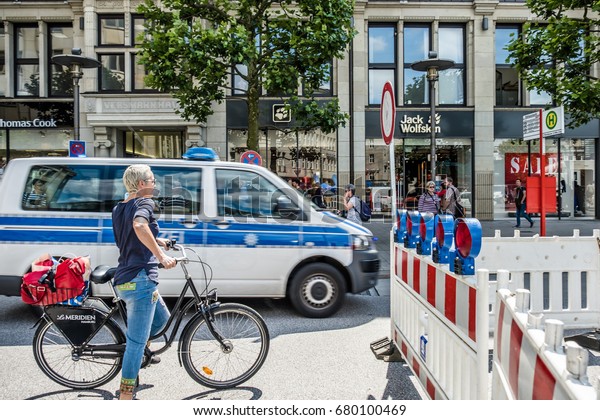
[
  {"xmin": 516, "ymin": 203, "xmax": 533, "ymax": 226},
  {"xmin": 115, "ymin": 270, "xmax": 169, "ymax": 383}
]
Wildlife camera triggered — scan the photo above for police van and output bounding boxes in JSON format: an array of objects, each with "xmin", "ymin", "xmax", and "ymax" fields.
[{"xmin": 0, "ymin": 149, "xmax": 379, "ymax": 317}]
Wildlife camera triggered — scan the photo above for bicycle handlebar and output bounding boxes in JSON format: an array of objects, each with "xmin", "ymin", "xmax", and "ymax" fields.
[{"xmin": 158, "ymin": 241, "xmax": 188, "ymax": 268}]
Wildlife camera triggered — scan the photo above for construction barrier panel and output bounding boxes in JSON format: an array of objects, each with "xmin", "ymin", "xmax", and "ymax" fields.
[
  {"xmin": 492, "ymin": 287, "xmax": 598, "ymax": 400},
  {"xmin": 390, "ymin": 210, "xmax": 600, "ymax": 400},
  {"xmin": 390, "ymin": 217, "xmax": 490, "ymax": 399},
  {"xmin": 479, "ymin": 229, "xmax": 600, "ymax": 330}
]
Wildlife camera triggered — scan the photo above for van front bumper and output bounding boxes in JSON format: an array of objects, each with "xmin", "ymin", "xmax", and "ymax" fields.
[
  {"xmin": 348, "ymin": 249, "xmax": 380, "ymax": 293},
  {"xmin": 0, "ymin": 275, "xmax": 22, "ymax": 297}
]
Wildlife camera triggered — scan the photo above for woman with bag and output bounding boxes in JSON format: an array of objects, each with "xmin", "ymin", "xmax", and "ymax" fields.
[
  {"xmin": 417, "ymin": 181, "xmax": 440, "ymax": 214},
  {"xmin": 112, "ymin": 164, "xmax": 177, "ymax": 400}
]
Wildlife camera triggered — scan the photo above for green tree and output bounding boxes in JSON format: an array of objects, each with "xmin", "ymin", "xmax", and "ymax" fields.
[
  {"xmin": 507, "ymin": 1, "xmax": 600, "ymax": 127},
  {"xmin": 138, "ymin": 0, "xmax": 355, "ymax": 151}
]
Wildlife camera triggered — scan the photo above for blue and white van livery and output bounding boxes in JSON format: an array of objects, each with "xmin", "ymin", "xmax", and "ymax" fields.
[{"xmin": 0, "ymin": 152, "xmax": 380, "ymax": 317}]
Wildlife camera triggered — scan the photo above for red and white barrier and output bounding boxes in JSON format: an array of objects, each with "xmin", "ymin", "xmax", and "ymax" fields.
[
  {"xmin": 492, "ymin": 288, "xmax": 598, "ymax": 400},
  {"xmin": 391, "ymin": 232, "xmax": 490, "ymax": 399},
  {"xmin": 390, "ymin": 227, "xmax": 599, "ymax": 400},
  {"xmin": 480, "ymin": 229, "xmax": 600, "ymax": 330}
]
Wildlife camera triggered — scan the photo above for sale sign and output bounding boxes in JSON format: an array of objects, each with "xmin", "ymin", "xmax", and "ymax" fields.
[{"xmin": 504, "ymin": 153, "xmax": 558, "ymax": 210}]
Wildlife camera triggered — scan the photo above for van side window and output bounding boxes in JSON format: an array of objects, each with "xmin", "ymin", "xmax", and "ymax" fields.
[
  {"xmin": 216, "ymin": 169, "xmax": 293, "ymax": 219},
  {"xmin": 107, "ymin": 166, "xmax": 202, "ymax": 217},
  {"xmin": 23, "ymin": 165, "xmax": 103, "ymax": 212}
]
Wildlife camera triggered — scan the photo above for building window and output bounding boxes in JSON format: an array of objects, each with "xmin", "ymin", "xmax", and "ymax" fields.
[
  {"xmin": 303, "ymin": 62, "xmax": 332, "ymax": 96},
  {"xmin": 526, "ymin": 25, "xmax": 553, "ymax": 106},
  {"xmin": 438, "ymin": 25, "xmax": 464, "ymax": 105},
  {"xmin": 99, "ymin": 54, "xmax": 125, "ymax": 92},
  {"xmin": 369, "ymin": 25, "xmax": 396, "ymax": 105},
  {"xmin": 98, "ymin": 15, "xmax": 125, "ymax": 46},
  {"xmin": 0, "ymin": 26, "xmax": 5, "ymax": 97},
  {"xmin": 132, "ymin": 53, "xmax": 155, "ymax": 91},
  {"xmin": 49, "ymin": 24, "xmax": 73, "ymax": 97},
  {"xmin": 232, "ymin": 64, "xmax": 248, "ymax": 95},
  {"xmin": 403, "ymin": 24, "xmax": 430, "ymax": 105},
  {"xmin": 132, "ymin": 15, "xmax": 146, "ymax": 46},
  {"xmin": 496, "ymin": 25, "xmax": 521, "ymax": 106},
  {"xmin": 15, "ymin": 24, "xmax": 40, "ymax": 97}
]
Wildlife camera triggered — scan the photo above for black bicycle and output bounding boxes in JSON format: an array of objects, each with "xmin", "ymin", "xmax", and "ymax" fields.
[{"xmin": 31, "ymin": 243, "xmax": 270, "ymax": 390}]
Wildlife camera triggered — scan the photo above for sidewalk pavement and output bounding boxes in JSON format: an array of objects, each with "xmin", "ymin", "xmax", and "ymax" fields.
[{"xmin": 365, "ymin": 216, "xmax": 600, "ymax": 297}]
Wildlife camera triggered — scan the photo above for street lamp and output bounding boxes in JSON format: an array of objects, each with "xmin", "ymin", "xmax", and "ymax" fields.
[
  {"xmin": 411, "ymin": 51, "xmax": 454, "ymax": 182},
  {"xmin": 52, "ymin": 48, "xmax": 101, "ymax": 141}
]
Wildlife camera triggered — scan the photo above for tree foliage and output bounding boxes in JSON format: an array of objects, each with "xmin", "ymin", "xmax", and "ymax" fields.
[
  {"xmin": 507, "ymin": 0, "xmax": 600, "ymax": 127},
  {"xmin": 138, "ymin": 0, "xmax": 356, "ymax": 151}
]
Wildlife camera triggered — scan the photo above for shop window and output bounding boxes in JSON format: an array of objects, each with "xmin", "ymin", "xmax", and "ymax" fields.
[
  {"xmin": 369, "ymin": 25, "xmax": 396, "ymax": 105},
  {"xmin": 124, "ymin": 130, "xmax": 183, "ymax": 159},
  {"xmin": 9, "ymin": 129, "xmax": 70, "ymax": 159}
]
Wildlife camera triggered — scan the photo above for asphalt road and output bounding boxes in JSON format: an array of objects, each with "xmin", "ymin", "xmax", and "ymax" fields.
[{"xmin": 0, "ymin": 290, "xmax": 424, "ymax": 401}]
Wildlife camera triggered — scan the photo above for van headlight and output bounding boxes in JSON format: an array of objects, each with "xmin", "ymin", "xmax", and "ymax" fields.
[{"xmin": 352, "ymin": 235, "xmax": 371, "ymax": 251}]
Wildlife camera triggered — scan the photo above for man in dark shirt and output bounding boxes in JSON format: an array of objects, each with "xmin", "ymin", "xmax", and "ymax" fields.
[{"xmin": 514, "ymin": 179, "xmax": 534, "ymax": 228}]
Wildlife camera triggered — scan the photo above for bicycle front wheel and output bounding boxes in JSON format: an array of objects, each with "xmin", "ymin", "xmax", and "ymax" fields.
[
  {"xmin": 33, "ymin": 318, "xmax": 124, "ymax": 389},
  {"xmin": 181, "ymin": 303, "xmax": 270, "ymax": 389}
]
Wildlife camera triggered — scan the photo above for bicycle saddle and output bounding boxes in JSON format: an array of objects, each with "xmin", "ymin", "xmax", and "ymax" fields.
[{"xmin": 90, "ymin": 265, "xmax": 116, "ymax": 284}]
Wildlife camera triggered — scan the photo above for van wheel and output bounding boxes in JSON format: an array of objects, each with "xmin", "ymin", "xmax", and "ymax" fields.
[{"xmin": 289, "ymin": 263, "xmax": 346, "ymax": 318}]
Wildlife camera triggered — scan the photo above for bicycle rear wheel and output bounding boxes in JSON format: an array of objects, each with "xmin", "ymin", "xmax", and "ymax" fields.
[
  {"xmin": 33, "ymin": 318, "xmax": 124, "ymax": 389},
  {"xmin": 181, "ymin": 303, "xmax": 270, "ymax": 389}
]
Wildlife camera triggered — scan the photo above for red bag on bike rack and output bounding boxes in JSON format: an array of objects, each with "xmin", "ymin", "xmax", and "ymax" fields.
[{"xmin": 21, "ymin": 254, "xmax": 90, "ymax": 306}]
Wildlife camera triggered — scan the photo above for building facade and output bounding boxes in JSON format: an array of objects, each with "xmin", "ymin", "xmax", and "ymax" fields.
[{"xmin": 1, "ymin": 0, "xmax": 598, "ymax": 220}]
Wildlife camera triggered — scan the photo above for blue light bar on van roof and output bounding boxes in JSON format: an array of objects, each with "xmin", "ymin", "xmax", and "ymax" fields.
[{"xmin": 182, "ymin": 147, "xmax": 220, "ymax": 161}]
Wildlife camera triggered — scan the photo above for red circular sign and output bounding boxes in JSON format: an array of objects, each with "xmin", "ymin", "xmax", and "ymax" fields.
[
  {"xmin": 240, "ymin": 150, "xmax": 262, "ymax": 166},
  {"xmin": 380, "ymin": 81, "xmax": 396, "ymax": 145}
]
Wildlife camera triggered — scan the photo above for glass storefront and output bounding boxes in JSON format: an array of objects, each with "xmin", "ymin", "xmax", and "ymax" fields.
[
  {"xmin": 124, "ymin": 130, "xmax": 184, "ymax": 158},
  {"xmin": 227, "ymin": 129, "xmax": 338, "ymax": 205},
  {"xmin": 493, "ymin": 138, "xmax": 595, "ymax": 218},
  {"xmin": 365, "ymin": 137, "xmax": 473, "ymax": 215},
  {"xmin": 1, "ymin": 129, "xmax": 71, "ymax": 160}
]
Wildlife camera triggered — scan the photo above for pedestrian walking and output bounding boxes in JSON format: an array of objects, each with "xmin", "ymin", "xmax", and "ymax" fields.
[
  {"xmin": 514, "ymin": 178, "xmax": 534, "ymax": 228},
  {"xmin": 343, "ymin": 183, "xmax": 362, "ymax": 225}
]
